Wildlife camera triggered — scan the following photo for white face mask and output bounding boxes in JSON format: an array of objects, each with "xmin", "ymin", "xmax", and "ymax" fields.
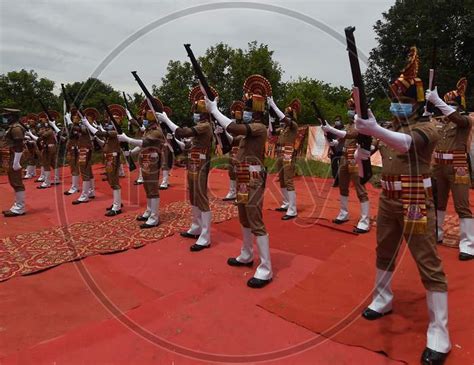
[
  {"xmin": 193, "ymin": 113, "xmax": 200, "ymax": 124},
  {"xmin": 243, "ymin": 111, "xmax": 253, "ymax": 123}
]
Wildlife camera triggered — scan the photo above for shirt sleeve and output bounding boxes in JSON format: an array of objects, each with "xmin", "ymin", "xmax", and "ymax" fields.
[
  {"xmin": 142, "ymin": 129, "xmax": 164, "ymax": 148},
  {"xmin": 248, "ymin": 123, "xmax": 266, "ymax": 137}
]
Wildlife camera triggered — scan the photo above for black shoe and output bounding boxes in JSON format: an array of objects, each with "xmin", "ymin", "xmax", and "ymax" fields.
[
  {"xmin": 159, "ymin": 185, "xmax": 168, "ymax": 190},
  {"xmin": 106, "ymin": 203, "xmax": 123, "ymax": 211},
  {"xmin": 333, "ymin": 218, "xmax": 349, "ymax": 225},
  {"xmin": 353, "ymin": 227, "xmax": 369, "ymax": 234},
  {"xmin": 34, "ymin": 178, "xmax": 44, "ymax": 183},
  {"xmin": 282, "ymin": 214, "xmax": 297, "ymax": 221},
  {"xmin": 190, "ymin": 244, "xmax": 210, "ymax": 252},
  {"xmin": 72, "ymin": 199, "xmax": 89, "ymax": 205},
  {"xmin": 247, "ymin": 277, "xmax": 272, "ymax": 288},
  {"xmin": 361, "ymin": 307, "xmax": 392, "ymax": 320},
  {"xmin": 140, "ymin": 222, "xmax": 158, "ymax": 229},
  {"xmin": 89, "ymin": 195, "xmax": 95, "ymax": 199},
  {"xmin": 3, "ymin": 211, "xmax": 25, "ymax": 217},
  {"xmin": 275, "ymin": 207, "xmax": 287, "ymax": 212},
  {"xmin": 37, "ymin": 185, "xmax": 50, "ymax": 189},
  {"xmin": 105, "ymin": 209, "xmax": 122, "ymax": 217},
  {"xmin": 227, "ymin": 258, "xmax": 253, "ymax": 267},
  {"xmin": 420, "ymin": 347, "xmax": 449, "ymax": 365},
  {"xmin": 180, "ymin": 232, "xmax": 200, "ymax": 239},
  {"xmin": 222, "ymin": 196, "xmax": 236, "ymax": 201},
  {"xmin": 459, "ymin": 252, "xmax": 474, "ymax": 261},
  {"xmin": 134, "ymin": 181, "xmax": 143, "ymax": 185}
]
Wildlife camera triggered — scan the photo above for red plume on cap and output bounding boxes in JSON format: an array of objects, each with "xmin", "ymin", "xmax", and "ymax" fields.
[
  {"xmin": 38, "ymin": 110, "xmax": 60, "ymax": 121},
  {"xmin": 189, "ymin": 85, "xmax": 218, "ymax": 113},
  {"xmin": 389, "ymin": 46, "xmax": 425, "ymax": 102},
  {"xmin": 230, "ymin": 100, "xmax": 245, "ymax": 120},
  {"xmin": 285, "ymin": 99, "xmax": 301, "ymax": 120},
  {"xmin": 444, "ymin": 77, "xmax": 467, "ymax": 109},
  {"xmin": 107, "ymin": 104, "xmax": 126, "ymax": 119},
  {"xmin": 83, "ymin": 108, "xmax": 100, "ymax": 121},
  {"xmin": 242, "ymin": 74, "xmax": 272, "ymax": 113},
  {"xmin": 163, "ymin": 106, "xmax": 173, "ymax": 117},
  {"xmin": 26, "ymin": 113, "xmax": 38, "ymax": 122}
]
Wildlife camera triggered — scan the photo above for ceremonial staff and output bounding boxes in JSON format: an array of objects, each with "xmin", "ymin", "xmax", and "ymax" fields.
[
  {"xmin": 101, "ymin": 100, "xmax": 137, "ymax": 171},
  {"xmin": 131, "ymin": 71, "xmax": 182, "ymax": 155},
  {"xmin": 184, "ymin": 43, "xmax": 232, "ymax": 154},
  {"xmin": 344, "ymin": 26, "xmax": 373, "ymax": 184}
]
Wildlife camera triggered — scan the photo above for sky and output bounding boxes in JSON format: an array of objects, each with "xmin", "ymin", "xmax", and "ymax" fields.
[{"xmin": 0, "ymin": 0, "xmax": 393, "ymax": 95}]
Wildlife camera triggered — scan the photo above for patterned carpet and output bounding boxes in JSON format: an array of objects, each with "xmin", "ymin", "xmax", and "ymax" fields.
[{"xmin": 0, "ymin": 199, "xmax": 237, "ymax": 282}]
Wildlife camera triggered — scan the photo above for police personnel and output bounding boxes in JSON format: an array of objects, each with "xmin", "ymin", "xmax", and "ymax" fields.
[
  {"xmin": 205, "ymin": 74, "xmax": 273, "ymax": 288},
  {"xmin": 428, "ymin": 77, "xmax": 474, "ymax": 261},
  {"xmin": 157, "ymin": 87, "xmax": 214, "ymax": 251},
  {"xmin": 1, "ymin": 108, "xmax": 27, "ymax": 217},
  {"xmin": 355, "ymin": 47, "xmax": 451, "ymax": 365},
  {"xmin": 267, "ymin": 98, "xmax": 300, "ymax": 220},
  {"xmin": 119, "ymin": 99, "xmax": 166, "ymax": 228}
]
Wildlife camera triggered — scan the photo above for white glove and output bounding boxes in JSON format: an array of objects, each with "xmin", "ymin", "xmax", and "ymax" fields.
[
  {"xmin": 425, "ymin": 87, "xmax": 456, "ymax": 116},
  {"xmin": 94, "ymin": 136, "xmax": 105, "ymax": 147},
  {"xmin": 27, "ymin": 130, "xmax": 39, "ymax": 141},
  {"xmin": 355, "ymin": 110, "xmax": 412, "ymax": 153},
  {"xmin": 175, "ymin": 137, "xmax": 185, "ymax": 150},
  {"xmin": 131, "ymin": 146, "xmax": 141, "ymax": 156},
  {"xmin": 126, "ymin": 109, "xmax": 132, "ymax": 120},
  {"xmin": 123, "ymin": 150, "xmax": 130, "ymax": 157},
  {"xmin": 354, "ymin": 146, "xmax": 371, "ymax": 162},
  {"xmin": 328, "ymin": 139, "xmax": 339, "ymax": 147},
  {"xmin": 82, "ymin": 118, "xmax": 98, "ymax": 135},
  {"xmin": 166, "ymin": 133, "xmax": 173, "ymax": 140},
  {"xmin": 13, "ymin": 152, "xmax": 22, "ymax": 171},
  {"xmin": 204, "ymin": 96, "xmax": 232, "ymax": 129},
  {"xmin": 156, "ymin": 112, "xmax": 178, "ymax": 133},
  {"xmin": 64, "ymin": 112, "xmax": 72, "ymax": 126},
  {"xmin": 118, "ymin": 133, "xmax": 143, "ymax": 147},
  {"xmin": 48, "ymin": 119, "xmax": 60, "ymax": 133},
  {"xmin": 215, "ymin": 125, "xmax": 224, "ymax": 134},
  {"xmin": 322, "ymin": 124, "xmax": 346, "ymax": 139},
  {"xmin": 140, "ymin": 125, "xmax": 146, "ymax": 132},
  {"xmin": 267, "ymin": 96, "xmax": 285, "ymax": 121},
  {"xmin": 98, "ymin": 124, "xmax": 106, "ymax": 132}
]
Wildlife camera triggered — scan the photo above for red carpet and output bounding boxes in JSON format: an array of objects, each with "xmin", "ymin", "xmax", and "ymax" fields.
[
  {"xmin": 260, "ymin": 237, "xmax": 474, "ymax": 364},
  {"xmin": 0, "ymin": 165, "xmax": 471, "ymax": 364}
]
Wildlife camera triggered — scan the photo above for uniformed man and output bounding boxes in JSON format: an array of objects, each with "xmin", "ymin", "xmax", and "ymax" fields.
[
  {"xmin": 36, "ymin": 111, "xmax": 61, "ymax": 189},
  {"xmin": 205, "ymin": 74, "xmax": 273, "ymax": 288},
  {"xmin": 329, "ymin": 117, "xmax": 345, "ymax": 187},
  {"xmin": 22, "ymin": 114, "xmax": 40, "ymax": 179},
  {"xmin": 118, "ymin": 98, "xmax": 166, "ymax": 228},
  {"xmin": 158, "ymin": 87, "xmax": 214, "ymax": 251},
  {"xmin": 71, "ymin": 108, "xmax": 98, "ymax": 205},
  {"xmin": 428, "ymin": 77, "xmax": 473, "ymax": 261},
  {"xmin": 159, "ymin": 106, "xmax": 175, "ymax": 190},
  {"xmin": 321, "ymin": 96, "xmax": 370, "ymax": 233},
  {"xmin": 355, "ymin": 47, "xmax": 450, "ymax": 365},
  {"xmin": 1, "ymin": 108, "xmax": 27, "ymax": 217},
  {"xmin": 63, "ymin": 109, "xmax": 81, "ymax": 195},
  {"xmin": 222, "ymin": 101, "xmax": 245, "ymax": 201},
  {"xmin": 83, "ymin": 104, "xmax": 125, "ymax": 216},
  {"xmin": 267, "ymin": 98, "xmax": 300, "ymax": 220}
]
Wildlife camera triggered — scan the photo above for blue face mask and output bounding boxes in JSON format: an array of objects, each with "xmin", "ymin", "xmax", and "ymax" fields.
[
  {"xmin": 347, "ymin": 110, "xmax": 355, "ymax": 119},
  {"xmin": 193, "ymin": 113, "xmax": 200, "ymax": 124},
  {"xmin": 389, "ymin": 102, "xmax": 413, "ymax": 118},
  {"xmin": 142, "ymin": 119, "xmax": 149, "ymax": 128},
  {"xmin": 1, "ymin": 117, "xmax": 9, "ymax": 126},
  {"xmin": 243, "ymin": 111, "xmax": 253, "ymax": 124},
  {"xmin": 105, "ymin": 123, "xmax": 114, "ymax": 130}
]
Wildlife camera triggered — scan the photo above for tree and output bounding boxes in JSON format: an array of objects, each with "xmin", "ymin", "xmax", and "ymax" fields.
[
  {"xmin": 154, "ymin": 42, "xmax": 284, "ymax": 125},
  {"xmin": 0, "ymin": 69, "xmax": 60, "ymax": 113},
  {"xmin": 365, "ymin": 0, "xmax": 474, "ymax": 109},
  {"xmin": 63, "ymin": 78, "xmax": 123, "ymax": 111}
]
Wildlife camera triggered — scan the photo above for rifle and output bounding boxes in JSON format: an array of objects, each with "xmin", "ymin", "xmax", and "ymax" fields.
[
  {"xmin": 38, "ymin": 99, "xmax": 55, "ymax": 122},
  {"xmin": 101, "ymin": 99, "xmax": 137, "ymax": 171},
  {"xmin": 311, "ymin": 100, "xmax": 336, "ymax": 147},
  {"xmin": 122, "ymin": 92, "xmax": 136, "ymax": 134},
  {"xmin": 424, "ymin": 37, "xmax": 438, "ymax": 116},
  {"xmin": 344, "ymin": 26, "xmax": 373, "ymax": 184},
  {"xmin": 184, "ymin": 43, "xmax": 232, "ymax": 154},
  {"xmin": 131, "ymin": 71, "xmax": 182, "ymax": 155},
  {"xmin": 61, "ymin": 84, "xmax": 71, "ymax": 112}
]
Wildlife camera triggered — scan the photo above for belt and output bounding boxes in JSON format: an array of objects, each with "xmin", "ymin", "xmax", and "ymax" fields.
[
  {"xmin": 249, "ymin": 165, "xmax": 262, "ymax": 173},
  {"xmin": 381, "ymin": 174, "xmax": 432, "ymax": 200},
  {"xmin": 434, "ymin": 150, "xmax": 466, "ymax": 164}
]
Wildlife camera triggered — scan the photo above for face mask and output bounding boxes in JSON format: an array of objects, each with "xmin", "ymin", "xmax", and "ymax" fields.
[
  {"xmin": 142, "ymin": 119, "xmax": 149, "ymax": 128},
  {"xmin": 105, "ymin": 123, "xmax": 114, "ymax": 130},
  {"xmin": 1, "ymin": 117, "xmax": 9, "ymax": 126},
  {"xmin": 347, "ymin": 110, "xmax": 355, "ymax": 119},
  {"xmin": 389, "ymin": 102, "xmax": 413, "ymax": 118},
  {"xmin": 193, "ymin": 113, "xmax": 201, "ymax": 124},
  {"xmin": 243, "ymin": 111, "xmax": 253, "ymax": 123},
  {"xmin": 334, "ymin": 121, "xmax": 343, "ymax": 129}
]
